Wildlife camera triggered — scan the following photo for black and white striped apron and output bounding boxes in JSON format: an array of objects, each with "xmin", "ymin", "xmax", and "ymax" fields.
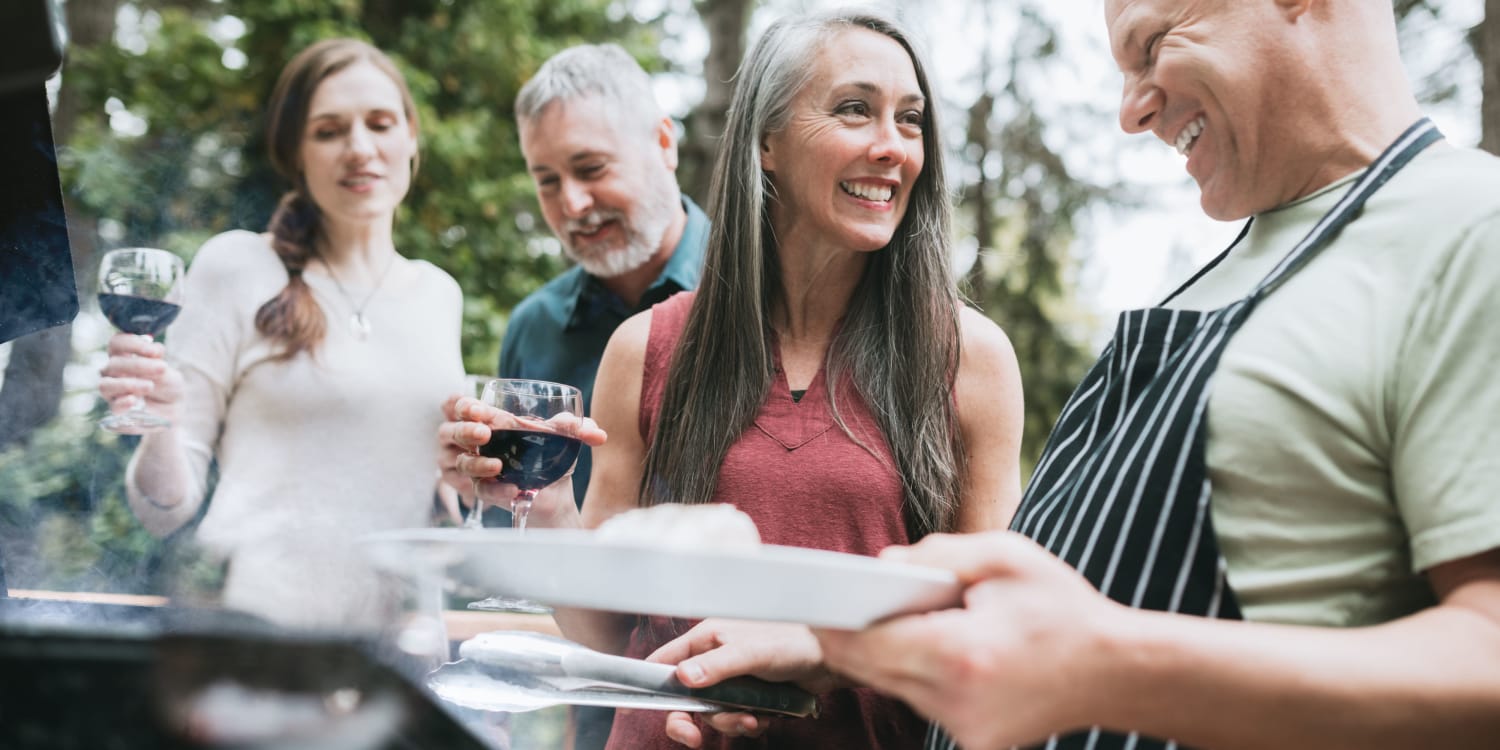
[{"xmin": 926, "ymin": 118, "xmax": 1442, "ymax": 750}]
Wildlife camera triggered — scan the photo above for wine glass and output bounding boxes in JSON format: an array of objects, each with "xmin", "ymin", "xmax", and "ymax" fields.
[
  {"xmin": 461, "ymin": 374, "xmax": 493, "ymax": 529},
  {"xmin": 477, "ymin": 378, "xmax": 584, "ymax": 530},
  {"xmin": 98, "ymin": 247, "xmax": 185, "ymax": 434},
  {"xmin": 468, "ymin": 378, "xmax": 583, "ymax": 614}
]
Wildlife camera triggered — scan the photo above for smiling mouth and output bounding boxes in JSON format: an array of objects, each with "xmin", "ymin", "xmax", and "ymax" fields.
[
  {"xmin": 341, "ymin": 175, "xmax": 380, "ymax": 187},
  {"xmin": 840, "ymin": 181, "xmax": 894, "ymax": 203},
  {"xmin": 1174, "ymin": 116, "xmax": 1205, "ymax": 156},
  {"xmin": 572, "ymin": 220, "xmax": 617, "ymax": 240}
]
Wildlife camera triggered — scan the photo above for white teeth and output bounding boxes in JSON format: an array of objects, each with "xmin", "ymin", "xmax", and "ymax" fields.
[
  {"xmin": 1174, "ymin": 116, "xmax": 1205, "ymax": 156},
  {"xmin": 840, "ymin": 181, "xmax": 893, "ymax": 202}
]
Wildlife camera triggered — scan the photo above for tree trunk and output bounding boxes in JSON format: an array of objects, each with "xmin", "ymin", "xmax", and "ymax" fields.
[
  {"xmin": 681, "ymin": 0, "xmax": 753, "ymax": 205},
  {"xmin": 0, "ymin": 0, "xmax": 118, "ymax": 451},
  {"xmin": 1482, "ymin": 0, "xmax": 1500, "ymax": 155}
]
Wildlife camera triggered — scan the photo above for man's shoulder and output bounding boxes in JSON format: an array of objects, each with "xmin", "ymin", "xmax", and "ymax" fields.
[
  {"xmin": 510, "ymin": 266, "xmax": 588, "ymax": 322},
  {"xmin": 1402, "ymin": 146, "xmax": 1500, "ymax": 211},
  {"xmin": 504, "ymin": 265, "xmax": 585, "ymax": 336},
  {"xmin": 1351, "ymin": 145, "xmax": 1500, "ymax": 249}
]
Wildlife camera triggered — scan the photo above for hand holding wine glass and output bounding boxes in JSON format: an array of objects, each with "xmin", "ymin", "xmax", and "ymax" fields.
[
  {"xmin": 439, "ymin": 381, "xmax": 606, "ymax": 526},
  {"xmin": 97, "ymin": 248, "xmax": 185, "ymax": 434},
  {"xmin": 476, "ymin": 378, "xmax": 586, "ymax": 531}
]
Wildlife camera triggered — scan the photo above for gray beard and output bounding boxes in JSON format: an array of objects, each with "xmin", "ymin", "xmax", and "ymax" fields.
[
  {"xmin": 567, "ymin": 183, "xmax": 679, "ymax": 279},
  {"xmin": 571, "ymin": 228, "xmax": 661, "ymax": 278}
]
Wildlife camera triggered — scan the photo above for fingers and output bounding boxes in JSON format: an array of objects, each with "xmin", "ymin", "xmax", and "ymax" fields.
[
  {"xmin": 99, "ymin": 375, "xmax": 155, "ymax": 403},
  {"xmin": 544, "ymin": 413, "xmax": 608, "ymax": 447},
  {"xmin": 442, "ymin": 393, "xmax": 465, "ymax": 421},
  {"xmin": 663, "ymin": 712, "xmax": 703, "ymax": 748},
  {"xmin": 662, "ymin": 710, "xmax": 766, "ymax": 747},
  {"xmin": 676, "ymin": 636, "xmax": 771, "ymax": 687},
  {"xmin": 645, "ymin": 621, "xmax": 723, "ymax": 667},
  {"xmin": 701, "ymin": 711, "xmax": 765, "ymax": 738},
  {"xmin": 445, "ymin": 397, "xmax": 606, "ymax": 446},
  {"xmin": 438, "ymin": 416, "xmax": 491, "ymax": 453},
  {"xmin": 101, "ymin": 351, "xmax": 170, "ymax": 382},
  {"xmin": 673, "ymin": 621, "xmax": 823, "ymax": 687},
  {"xmin": 881, "ymin": 530, "xmax": 1035, "ymax": 585},
  {"xmin": 106, "ymin": 333, "xmax": 163, "ymax": 359}
]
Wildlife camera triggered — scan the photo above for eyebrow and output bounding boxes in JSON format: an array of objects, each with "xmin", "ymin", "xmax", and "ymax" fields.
[
  {"xmin": 529, "ymin": 151, "xmax": 609, "ymax": 174},
  {"xmin": 307, "ymin": 108, "xmax": 399, "ymax": 122},
  {"xmin": 835, "ymin": 81, "xmax": 926, "ymax": 106}
]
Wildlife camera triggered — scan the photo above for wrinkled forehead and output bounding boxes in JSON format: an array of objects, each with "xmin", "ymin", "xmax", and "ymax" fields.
[
  {"xmin": 1104, "ymin": 0, "xmax": 1148, "ymax": 39},
  {"xmin": 1103, "ymin": 0, "xmax": 1169, "ymax": 67}
]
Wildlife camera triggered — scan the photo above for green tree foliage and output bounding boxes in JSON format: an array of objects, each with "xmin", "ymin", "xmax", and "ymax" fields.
[
  {"xmin": 63, "ymin": 0, "xmax": 667, "ymax": 374},
  {"xmin": 957, "ymin": 2, "xmax": 1121, "ymax": 476},
  {"xmin": 2, "ymin": 0, "xmax": 666, "ymax": 596}
]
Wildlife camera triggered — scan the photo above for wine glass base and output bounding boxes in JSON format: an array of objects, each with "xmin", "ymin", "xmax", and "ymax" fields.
[
  {"xmin": 466, "ymin": 596, "xmax": 553, "ymax": 615},
  {"xmin": 100, "ymin": 411, "xmax": 171, "ymax": 434}
]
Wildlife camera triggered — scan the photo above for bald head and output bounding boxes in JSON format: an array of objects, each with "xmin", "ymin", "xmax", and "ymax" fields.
[{"xmin": 1106, "ymin": 0, "xmax": 1420, "ymax": 219}]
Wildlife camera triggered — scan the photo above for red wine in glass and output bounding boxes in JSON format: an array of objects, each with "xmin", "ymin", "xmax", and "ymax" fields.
[
  {"xmin": 98, "ymin": 247, "xmax": 184, "ymax": 434},
  {"xmin": 97, "ymin": 294, "xmax": 181, "ymax": 337},
  {"xmin": 480, "ymin": 422, "xmax": 583, "ymax": 493}
]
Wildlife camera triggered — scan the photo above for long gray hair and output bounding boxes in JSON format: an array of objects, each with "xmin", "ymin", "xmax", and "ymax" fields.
[{"xmin": 639, "ymin": 8, "xmax": 964, "ymax": 539}]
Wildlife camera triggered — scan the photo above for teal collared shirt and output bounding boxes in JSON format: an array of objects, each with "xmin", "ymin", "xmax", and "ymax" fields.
[{"xmin": 497, "ymin": 195, "xmax": 708, "ymax": 509}]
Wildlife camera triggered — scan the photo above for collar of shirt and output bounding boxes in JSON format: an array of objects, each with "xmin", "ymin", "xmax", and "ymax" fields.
[{"xmin": 562, "ymin": 195, "xmax": 708, "ymax": 331}]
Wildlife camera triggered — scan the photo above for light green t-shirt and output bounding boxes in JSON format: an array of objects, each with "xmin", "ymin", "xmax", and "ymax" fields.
[{"xmin": 1165, "ymin": 144, "xmax": 1500, "ymax": 627}]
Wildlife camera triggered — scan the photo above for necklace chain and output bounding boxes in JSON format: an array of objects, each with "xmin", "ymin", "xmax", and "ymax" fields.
[{"xmin": 320, "ymin": 254, "xmax": 396, "ymax": 341}]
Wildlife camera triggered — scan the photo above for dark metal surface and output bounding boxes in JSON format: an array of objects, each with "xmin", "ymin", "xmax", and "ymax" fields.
[{"xmin": 0, "ymin": 598, "xmax": 493, "ymax": 749}]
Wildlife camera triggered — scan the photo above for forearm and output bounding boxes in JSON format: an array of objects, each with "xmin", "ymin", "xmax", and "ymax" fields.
[
  {"xmin": 551, "ymin": 606, "xmax": 638, "ymax": 656},
  {"xmin": 124, "ymin": 430, "xmax": 203, "ymax": 537},
  {"xmin": 1091, "ymin": 605, "xmax": 1500, "ymax": 749}
]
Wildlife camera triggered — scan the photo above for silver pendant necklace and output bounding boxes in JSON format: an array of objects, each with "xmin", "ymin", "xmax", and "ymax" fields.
[{"xmin": 320, "ymin": 254, "xmax": 397, "ymax": 341}]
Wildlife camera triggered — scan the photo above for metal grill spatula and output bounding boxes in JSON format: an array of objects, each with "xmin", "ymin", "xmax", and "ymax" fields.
[{"xmin": 428, "ymin": 631, "xmax": 818, "ymax": 717}]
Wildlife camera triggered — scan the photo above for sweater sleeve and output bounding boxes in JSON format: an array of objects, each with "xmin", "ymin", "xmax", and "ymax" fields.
[{"xmin": 127, "ymin": 230, "xmax": 268, "ymax": 533}]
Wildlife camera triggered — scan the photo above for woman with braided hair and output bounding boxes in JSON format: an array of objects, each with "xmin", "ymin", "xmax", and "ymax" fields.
[{"xmin": 99, "ymin": 38, "xmax": 462, "ymax": 628}]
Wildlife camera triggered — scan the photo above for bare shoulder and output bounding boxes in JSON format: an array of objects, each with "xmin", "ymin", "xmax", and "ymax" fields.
[
  {"xmin": 591, "ymin": 309, "xmax": 655, "ymax": 420},
  {"xmin": 600, "ymin": 308, "xmax": 654, "ymax": 370},
  {"xmin": 957, "ymin": 305, "xmax": 1021, "ymax": 384},
  {"xmin": 954, "ymin": 305, "xmax": 1024, "ymax": 433}
]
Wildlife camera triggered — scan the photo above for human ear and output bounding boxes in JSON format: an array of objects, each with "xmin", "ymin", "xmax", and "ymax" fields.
[
  {"xmin": 759, "ymin": 133, "xmax": 777, "ymax": 172},
  {"xmin": 1272, "ymin": 0, "xmax": 1313, "ymax": 21},
  {"xmin": 657, "ymin": 116, "xmax": 679, "ymax": 171}
]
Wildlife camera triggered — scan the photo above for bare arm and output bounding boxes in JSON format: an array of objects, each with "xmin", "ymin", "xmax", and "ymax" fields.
[
  {"xmin": 548, "ymin": 311, "xmax": 656, "ymax": 655},
  {"xmin": 952, "ymin": 307, "xmax": 1025, "ymax": 532},
  {"xmin": 1090, "ymin": 548, "xmax": 1500, "ymax": 749},
  {"xmin": 818, "ymin": 533, "xmax": 1500, "ymax": 750}
]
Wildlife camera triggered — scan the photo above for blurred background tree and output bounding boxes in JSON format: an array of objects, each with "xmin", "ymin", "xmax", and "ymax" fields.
[{"xmin": 0, "ymin": 0, "xmax": 1493, "ymax": 604}]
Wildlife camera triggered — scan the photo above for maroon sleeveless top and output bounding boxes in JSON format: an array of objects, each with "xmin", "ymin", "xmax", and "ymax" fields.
[{"xmin": 604, "ymin": 291, "xmax": 925, "ymax": 750}]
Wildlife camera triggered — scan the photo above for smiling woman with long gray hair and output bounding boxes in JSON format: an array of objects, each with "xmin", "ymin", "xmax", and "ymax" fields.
[{"xmin": 442, "ymin": 8, "xmax": 1025, "ymax": 748}]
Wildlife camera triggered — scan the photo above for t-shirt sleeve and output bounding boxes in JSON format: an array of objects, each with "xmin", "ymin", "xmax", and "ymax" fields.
[{"xmin": 1391, "ymin": 211, "xmax": 1500, "ymax": 572}]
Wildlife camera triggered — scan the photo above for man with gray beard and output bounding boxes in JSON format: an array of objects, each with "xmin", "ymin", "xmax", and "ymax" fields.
[{"xmin": 496, "ymin": 44, "xmax": 707, "ymax": 517}]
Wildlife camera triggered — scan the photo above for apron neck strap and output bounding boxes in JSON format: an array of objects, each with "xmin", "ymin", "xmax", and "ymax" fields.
[{"xmin": 1250, "ymin": 117, "xmax": 1443, "ymax": 298}]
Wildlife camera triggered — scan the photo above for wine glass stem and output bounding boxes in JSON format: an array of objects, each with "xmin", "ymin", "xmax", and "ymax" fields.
[
  {"xmin": 464, "ymin": 478, "xmax": 486, "ymax": 529},
  {"xmin": 511, "ymin": 490, "xmax": 537, "ymax": 532}
]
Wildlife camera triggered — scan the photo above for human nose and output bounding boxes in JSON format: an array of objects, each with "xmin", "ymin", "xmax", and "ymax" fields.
[
  {"xmin": 559, "ymin": 179, "xmax": 593, "ymax": 218},
  {"xmin": 867, "ymin": 116, "xmax": 908, "ymax": 165},
  {"xmin": 345, "ymin": 123, "xmax": 376, "ymax": 161},
  {"xmin": 1118, "ymin": 73, "xmax": 1161, "ymax": 134}
]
